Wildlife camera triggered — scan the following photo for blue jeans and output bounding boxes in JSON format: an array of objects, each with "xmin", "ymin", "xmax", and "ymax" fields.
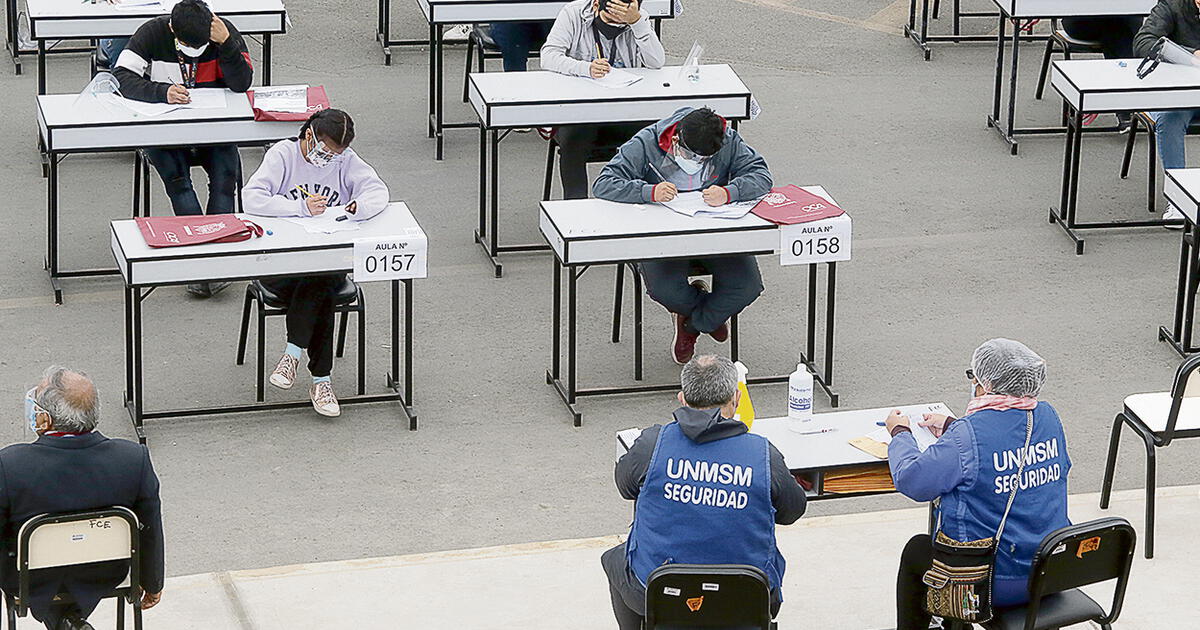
[
  {"xmin": 488, "ymin": 21, "xmax": 553, "ymax": 72},
  {"xmin": 144, "ymin": 146, "xmax": 241, "ymax": 216},
  {"xmin": 639, "ymin": 256, "xmax": 764, "ymax": 334},
  {"xmin": 98, "ymin": 38, "xmax": 129, "ymax": 69},
  {"xmin": 1151, "ymin": 109, "xmax": 1200, "ymax": 170}
]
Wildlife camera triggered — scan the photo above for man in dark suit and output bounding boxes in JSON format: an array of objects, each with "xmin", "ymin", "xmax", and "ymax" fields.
[{"xmin": 3, "ymin": 367, "xmax": 164, "ymax": 630}]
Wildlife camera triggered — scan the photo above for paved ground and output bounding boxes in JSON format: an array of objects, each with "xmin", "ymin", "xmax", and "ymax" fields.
[{"xmin": 1, "ymin": 0, "xmax": 1197, "ymax": 595}]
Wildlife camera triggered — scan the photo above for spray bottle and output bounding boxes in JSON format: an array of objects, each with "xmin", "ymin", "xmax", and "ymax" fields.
[{"xmin": 733, "ymin": 361, "xmax": 755, "ymax": 429}]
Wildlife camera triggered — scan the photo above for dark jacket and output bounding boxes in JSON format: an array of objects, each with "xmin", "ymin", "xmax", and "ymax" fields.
[
  {"xmin": 113, "ymin": 16, "xmax": 253, "ymax": 103},
  {"xmin": 0, "ymin": 433, "xmax": 164, "ymax": 623},
  {"xmin": 616, "ymin": 407, "xmax": 807, "ymax": 525},
  {"xmin": 1134, "ymin": 0, "xmax": 1200, "ymax": 57}
]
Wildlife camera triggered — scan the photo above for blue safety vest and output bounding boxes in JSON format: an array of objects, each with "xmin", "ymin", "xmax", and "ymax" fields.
[
  {"xmin": 937, "ymin": 403, "xmax": 1071, "ymax": 581},
  {"xmin": 627, "ymin": 421, "xmax": 782, "ymax": 590}
]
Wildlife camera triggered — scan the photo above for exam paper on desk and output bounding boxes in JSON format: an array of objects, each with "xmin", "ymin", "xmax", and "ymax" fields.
[
  {"xmin": 864, "ymin": 402, "xmax": 955, "ymax": 452},
  {"xmin": 180, "ymin": 88, "xmax": 228, "ymax": 109},
  {"xmin": 278, "ymin": 206, "xmax": 361, "ymax": 234},
  {"xmin": 115, "ymin": 0, "xmax": 163, "ymax": 9},
  {"xmin": 660, "ymin": 191, "xmax": 761, "ymax": 219},
  {"xmin": 251, "ymin": 84, "xmax": 309, "ymax": 113},
  {"xmin": 591, "ymin": 68, "xmax": 643, "ymax": 89}
]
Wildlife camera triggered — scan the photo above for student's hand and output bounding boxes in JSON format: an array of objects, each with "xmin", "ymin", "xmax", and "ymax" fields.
[
  {"xmin": 305, "ymin": 195, "xmax": 329, "ymax": 215},
  {"xmin": 603, "ymin": 0, "xmax": 642, "ymax": 25},
  {"xmin": 920, "ymin": 414, "xmax": 950, "ymax": 438},
  {"xmin": 140, "ymin": 590, "xmax": 162, "ymax": 610},
  {"xmin": 345, "ymin": 200, "xmax": 358, "ymax": 215},
  {"xmin": 166, "ymin": 85, "xmax": 191, "ymax": 104},
  {"xmin": 653, "ymin": 182, "xmax": 678, "ymax": 202},
  {"xmin": 702, "ymin": 186, "xmax": 728, "ymax": 207},
  {"xmin": 590, "ymin": 58, "xmax": 611, "ymax": 79},
  {"xmin": 884, "ymin": 409, "xmax": 910, "ymax": 433},
  {"xmin": 210, "ymin": 15, "xmax": 230, "ymax": 45}
]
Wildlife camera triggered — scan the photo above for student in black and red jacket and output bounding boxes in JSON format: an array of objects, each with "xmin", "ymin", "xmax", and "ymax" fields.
[{"xmin": 113, "ymin": 0, "xmax": 253, "ymax": 297}]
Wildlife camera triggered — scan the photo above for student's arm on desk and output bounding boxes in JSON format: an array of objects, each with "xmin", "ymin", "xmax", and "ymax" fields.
[
  {"xmin": 214, "ymin": 20, "xmax": 254, "ymax": 93},
  {"xmin": 768, "ymin": 444, "xmax": 806, "ymax": 525},
  {"xmin": 134, "ymin": 446, "xmax": 166, "ymax": 595},
  {"xmin": 539, "ymin": 7, "xmax": 593, "ymax": 77},
  {"xmin": 629, "ymin": 11, "xmax": 665, "ymax": 69},
  {"xmin": 112, "ymin": 24, "xmax": 170, "ymax": 103},
  {"xmin": 342, "ymin": 153, "xmax": 390, "ymax": 221},
  {"xmin": 593, "ymin": 139, "xmax": 659, "ymax": 203},
  {"xmin": 242, "ymin": 144, "xmax": 307, "ymax": 217},
  {"xmin": 615, "ymin": 425, "xmax": 661, "ymax": 499},
  {"xmin": 722, "ymin": 133, "xmax": 772, "ymax": 202},
  {"xmin": 1134, "ymin": 2, "xmax": 1190, "ymax": 58},
  {"xmin": 887, "ymin": 421, "xmax": 973, "ymax": 503}
]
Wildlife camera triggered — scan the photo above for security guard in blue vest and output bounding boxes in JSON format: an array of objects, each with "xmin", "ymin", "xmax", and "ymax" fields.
[{"xmin": 602, "ymin": 355, "xmax": 807, "ymax": 630}]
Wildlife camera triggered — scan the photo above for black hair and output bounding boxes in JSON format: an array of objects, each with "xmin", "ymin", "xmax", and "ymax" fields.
[
  {"xmin": 677, "ymin": 108, "xmax": 726, "ymax": 157},
  {"xmin": 300, "ymin": 109, "xmax": 356, "ymax": 148},
  {"xmin": 171, "ymin": 0, "xmax": 213, "ymax": 48}
]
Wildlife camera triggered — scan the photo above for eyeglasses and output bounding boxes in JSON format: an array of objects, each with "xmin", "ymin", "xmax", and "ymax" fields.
[{"xmin": 965, "ymin": 369, "xmax": 975, "ymax": 381}]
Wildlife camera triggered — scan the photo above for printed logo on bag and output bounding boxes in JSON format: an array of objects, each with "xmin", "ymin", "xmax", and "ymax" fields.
[
  {"xmin": 164, "ymin": 231, "xmax": 180, "ymax": 244},
  {"xmin": 760, "ymin": 192, "xmax": 795, "ymax": 208},
  {"xmin": 685, "ymin": 596, "xmax": 703, "ymax": 612},
  {"xmin": 1076, "ymin": 536, "xmax": 1101, "ymax": 558},
  {"xmin": 191, "ymin": 221, "xmax": 229, "ymax": 236},
  {"xmin": 800, "ymin": 203, "xmax": 827, "ymax": 213},
  {"xmin": 961, "ymin": 590, "xmax": 980, "ymax": 616}
]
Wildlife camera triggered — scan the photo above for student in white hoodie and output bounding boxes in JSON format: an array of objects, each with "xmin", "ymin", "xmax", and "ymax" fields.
[
  {"xmin": 540, "ymin": 0, "xmax": 665, "ymax": 198},
  {"xmin": 242, "ymin": 109, "xmax": 389, "ymax": 417}
]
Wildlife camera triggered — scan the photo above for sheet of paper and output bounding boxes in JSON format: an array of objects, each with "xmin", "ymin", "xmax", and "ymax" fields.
[
  {"xmin": 94, "ymin": 93, "xmax": 181, "ymax": 117},
  {"xmin": 115, "ymin": 0, "xmax": 162, "ymax": 10},
  {"xmin": 278, "ymin": 205, "xmax": 362, "ymax": 234},
  {"xmin": 181, "ymin": 88, "xmax": 227, "ymax": 109},
  {"xmin": 593, "ymin": 67, "xmax": 643, "ymax": 89},
  {"xmin": 253, "ymin": 84, "xmax": 309, "ymax": 113},
  {"xmin": 660, "ymin": 191, "xmax": 761, "ymax": 219},
  {"xmin": 861, "ymin": 403, "xmax": 954, "ymax": 453}
]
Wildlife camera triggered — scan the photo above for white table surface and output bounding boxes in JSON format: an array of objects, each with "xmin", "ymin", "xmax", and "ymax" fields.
[
  {"xmin": 1165, "ymin": 169, "xmax": 1200, "ymax": 225},
  {"xmin": 991, "ymin": 0, "xmax": 1155, "ymax": 18},
  {"xmin": 540, "ymin": 187, "xmax": 836, "ymax": 264},
  {"xmin": 468, "ymin": 64, "xmax": 751, "ymax": 128},
  {"xmin": 417, "ymin": 0, "xmax": 672, "ymax": 23},
  {"xmin": 111, "ymin": 202, "xmax": 424, "ymax": 286},
  {"xmin": 27, "ymin": 0, "xmax": 286, "ymax": 38},
  {"xmin": 37, "ymin": 90, "xmax": 300, "ymax": 151},
  {"xmin": 1051, "ymin": 59, "xmax": 1200, "ymax": 113}
]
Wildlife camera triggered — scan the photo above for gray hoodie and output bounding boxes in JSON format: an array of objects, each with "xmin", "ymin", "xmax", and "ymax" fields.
[
  {"xmin": 593, "ymin": 107, "xmax": 773, "ymax": 204},
  {"xmin": 539, "ymin": 0, "xmax": 665, "ymax": 77}
]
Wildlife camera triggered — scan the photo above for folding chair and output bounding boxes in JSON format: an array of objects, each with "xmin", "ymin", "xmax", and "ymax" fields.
[
  {"xmin": 645, "ymin": 564, "xmax": 775, "ymax": 630},
  {"xmin": 5, "ymin": 507, "xmax": 143, "ymax": 630},
  {"xmin": 1100, "ymin": 352, "xmax": 1200, "ymax": 558},
  {"xmin": 979, "ymin": 518, "xmax": 1135, "ymax": 630}
]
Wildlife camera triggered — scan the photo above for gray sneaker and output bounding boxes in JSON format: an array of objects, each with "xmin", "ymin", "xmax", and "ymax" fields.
[
  {"xmin": 269, "ymin": 354, "xmax": 298, "ymax": 390},
  {"xmin": 310, "ymin": 381, "xmax": 341, "ymax": 417},
  {"xmin": 186, "ymin": 282, "xmax": 231, "ymax": 298}
]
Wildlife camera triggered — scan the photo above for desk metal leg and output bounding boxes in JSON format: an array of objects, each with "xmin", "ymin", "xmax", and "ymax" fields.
[
  {"xmin": 427, "ymin": 23, "xmax": 436, "ymax": 139},
  {"xmin": 386, "ymin": 278, "xmax": 417, "ymax": 430},
  {"xmin": 37, "ymin": 39, "xmax": 45, "ymax": 95},
  {"xmin": 546, "ymin": 263, "xmax": 583, "ymax": 426},
  {"xmin": 1003, "ymin": 25, "xmax": 1021, "ymax": 154},
  {"xmin": 798, "ymin": 262, "xmax": 840, "ymax": 407},
  {"xmin": 124, "ymin": 286, "xmax": 134, "ymax": 410},
  {"xmin": 633, "ymin": 269, "xmax": 643, "ymax": 381},
  {"xmin": 6, "ymin": 0, "xmax": 20, "ymax": 74},
  {"xmin": 46, "ymin": 152, "xmax": 62, "ymax": 304},
  {"xmin": 989, "ymin": 15, "xmax": 1006, "ymax": 132},
  {"xmin": 131, "ymin": 287, "xmax": 146, "ymax": 444},
  {"xmin": 1161, "ymin": 226, "xmax": 1194, "ymax": 355},
  {"xmin": 378, "ymin": 0, "xmax": 392, "ymax": 65},
  {"xmin": 550, "ymin": 257, "xmax": 561, "ymax": 381},
  {"xmin": 262, "ymin": 34, "xmax": 272, "ymax": 85},
  {"xmin": 435, "ymin": 26, "xmax": 446, "ymax": 160}
]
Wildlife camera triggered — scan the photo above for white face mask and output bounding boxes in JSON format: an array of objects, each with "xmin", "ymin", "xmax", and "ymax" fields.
[
  {"xmin": 175, "ymin": 41, "xmax": 209, "ymax": 58},
  {"xmin": 673, "ymin": 154, "xmax": 705, "ymax": 175}
]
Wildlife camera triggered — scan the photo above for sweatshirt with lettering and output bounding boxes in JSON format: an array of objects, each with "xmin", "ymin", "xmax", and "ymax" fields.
[{"xmin": 242, "ymin": 139, "xmax": 389, "ymax": 221}]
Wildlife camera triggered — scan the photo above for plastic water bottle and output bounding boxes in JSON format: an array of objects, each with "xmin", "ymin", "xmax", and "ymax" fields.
[
  {"xmin": 787, "ymin": 363, "xmax": 814, "ymax": 430},
  {"xmin": 733, "ymin": 361, "xmax": 755, "ymax": 429}
]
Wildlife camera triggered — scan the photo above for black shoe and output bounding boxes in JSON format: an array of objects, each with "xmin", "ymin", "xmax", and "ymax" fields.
[
  {"xmin": 55, "ymin": 615, "xmax": 95, "ymax": 630},
  {"xmin": 1117, "ymin": 113, "xmax": 1132, "ymax": 134}
]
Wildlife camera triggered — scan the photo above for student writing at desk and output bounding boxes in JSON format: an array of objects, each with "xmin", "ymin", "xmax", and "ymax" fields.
[
  {"xmin": 540, "ymin": 0, "xmax": 665, "ymax": 199},
  {"xmin": 112, "ymin": 0, "xmax": 253, "ymax": 297},
  {"xmin": 242, "ymin": 110, "xmax": 389, "ymax": 418},
  {"xmin": 594, "ymin": 107, "xmax": 772, "ymax": 364}
]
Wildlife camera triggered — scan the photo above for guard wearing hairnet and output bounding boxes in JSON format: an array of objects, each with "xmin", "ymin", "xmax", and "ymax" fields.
[{"xmin": 882, "ymin": 339, "xmax": 1072, "ymax": 630}]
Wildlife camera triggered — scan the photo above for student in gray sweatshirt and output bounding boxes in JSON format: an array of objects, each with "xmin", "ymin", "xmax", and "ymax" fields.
[
  {"xmin": 594, "ymin": 107, "xmax": 772, "ymax": 365},
  {"xmin": 242, "ymin": 109, "xmax": 389, "ymax": 418},
  {"xmin": 540, "ymin": 0, "xmax": 665, "ymax": 199}
]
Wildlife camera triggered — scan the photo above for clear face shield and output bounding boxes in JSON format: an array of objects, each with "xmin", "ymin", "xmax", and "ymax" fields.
[
  {"xmin": 671, "ymin": 136, "xmax": 713, "ymax": 175},
  {"xmin": 1138, "ymin": 36, "xmax": 1200, "ymax": 79}
]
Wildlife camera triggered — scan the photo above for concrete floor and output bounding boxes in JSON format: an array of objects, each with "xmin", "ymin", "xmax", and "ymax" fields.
[{"xmin": 0, "ymin": 0, "xmax": 1197, "ymax": 597}]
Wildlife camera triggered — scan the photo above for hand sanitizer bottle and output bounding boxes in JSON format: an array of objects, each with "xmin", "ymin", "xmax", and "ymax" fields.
[
  {"xmin": 787, "ymin": 363, "xmax": 814, "ymax": 430},
  {"xmin": 733, "ymin": 361, "xmax": 755, "ymax": 429}
]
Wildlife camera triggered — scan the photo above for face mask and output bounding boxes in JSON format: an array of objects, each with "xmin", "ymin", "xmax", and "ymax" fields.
[
  {"xmin": 671, "ymin": 137, "xmax": 709, "ymax": 175},
  {"xmin": 305, "ymin": 136, "xmax": 344, "ymax": 169},
  {"xmin": 24, "ymin": 388, "xmax": 42, "ymax": 433},
  {"xmin": 175, "ymin": 40, "xmax": 209, "ymax": 58}
]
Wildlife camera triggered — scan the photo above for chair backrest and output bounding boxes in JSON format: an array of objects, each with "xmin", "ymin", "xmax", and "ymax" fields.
[
  {"xmin": 15, "ymin": 507, "xmax": 140, "ymax": 613},
  {"xmin": 645, "ymin": 564, "xmax": 772, "ymax": 630},
  {"xmin": 1163, "ymin": 353, "xmax": 1200, "ymax": 443},
  {"xmin": 1021, "ymin": 518, "xmax": 1136, "ymax": 630}
]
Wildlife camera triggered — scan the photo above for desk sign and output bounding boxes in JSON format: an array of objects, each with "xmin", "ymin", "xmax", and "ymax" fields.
[
  {"xmin": 779, "ymin": 214, "xmax": 851, "ymax": 266},
  {"xmin": 353, "ymin": 231, "xmax": 428, "ymax": 281}
]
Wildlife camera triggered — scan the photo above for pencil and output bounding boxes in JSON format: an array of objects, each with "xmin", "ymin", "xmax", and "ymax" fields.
[{"xmin": 294, "ymin": 186, "xmax": 319, "ymax": 199}]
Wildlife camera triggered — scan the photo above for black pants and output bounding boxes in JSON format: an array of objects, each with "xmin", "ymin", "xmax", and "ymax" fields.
[
  {"xmin": 259, "ymin": 275, "xmax": 342, "ymax": 378},
  {"xmin": 897, "ymin": 534, "xmax": 936, "ymax": 630},
  {"xmin": 555, "ymin": 123, "xmax": 645, "ymax": 199},
  {"xmin": 144, "ymin": 145, "xmax": 241, "ymax": 216},
  {"xmin": 1061, "ymin": 16, "xmax": 1143, "ymax": 60}
]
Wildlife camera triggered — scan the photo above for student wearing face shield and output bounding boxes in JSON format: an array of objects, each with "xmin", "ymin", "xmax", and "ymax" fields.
[
  {"xmin": 540, "ymin": 0, "xmax": 665, "ymax": 199},
  {"xmin": 593, "ymin": 107, "xmax": 772, "ymax": 364},
  {"xmin": 111, "ymin": 0, "xmax": 253, "ymax": 297},
  {"xmin": 241, "ymin": 109, "xmax": 390, "ymax": 418}
]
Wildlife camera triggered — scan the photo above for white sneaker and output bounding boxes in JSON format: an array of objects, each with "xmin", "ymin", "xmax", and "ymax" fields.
[
  {"xmin": 269, "ymin": 354, "xmax": 298, "ymax": 390},
  {"xmin": 1164, "ymin": 205, "xmax": 1187, "ymax": 230},
  {"xmin": 443, "ymin": 24, "xmax": 470, "ymax": 42},
  {"xmin": 310, "ymin": 381, "xmax": 341, "ymax": 417}
]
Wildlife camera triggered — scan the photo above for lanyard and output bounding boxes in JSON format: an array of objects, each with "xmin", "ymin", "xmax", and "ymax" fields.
[
  {"xmin": 177, "ymin": 54, "xmax": 197, "ymax": 89},
  {"xmin": 591, "ymin": 22, "xmax": 621, "ymax": 68}
]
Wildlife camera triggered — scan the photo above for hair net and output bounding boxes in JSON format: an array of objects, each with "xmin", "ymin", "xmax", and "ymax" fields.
[{"xmin": 971, "ymin": 338, "xmax": 1046, "ymax": 398}]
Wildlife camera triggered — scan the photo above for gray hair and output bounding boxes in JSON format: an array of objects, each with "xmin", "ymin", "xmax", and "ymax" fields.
[
  {"xmin": 680, "ymin": 355, "xmax": 738, "ymax": 408},
  {"xmin": 35, "ymin": 366, "xmax": 100, "ymax": 433}
]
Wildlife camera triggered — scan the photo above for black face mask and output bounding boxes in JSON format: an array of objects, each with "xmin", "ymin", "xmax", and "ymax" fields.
[{"xmin": 594, "ymin": 0, "xmax": 628, "ymax": 41}]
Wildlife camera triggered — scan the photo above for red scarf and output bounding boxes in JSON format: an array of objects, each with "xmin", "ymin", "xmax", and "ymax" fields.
[{"xmin": 965, "ymin": 395, "xmax": 1037, "ymax": 415}]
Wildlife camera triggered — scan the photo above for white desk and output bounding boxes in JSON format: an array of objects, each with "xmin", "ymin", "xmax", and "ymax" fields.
[
  {"xmin": 1048, "ymin": 59, "xmax": 1195, "ymax": 254},
  {"xmin": 985, "ymin": 0, "xmax": 1155, "ymax": 154},
  {"xmin": 1160, "ymin": 169, "xmax": 1200, "ymax": 357},
  {"xmin": 37, "ymin": 90, "xmax": 301, "ymax": 303},
  {"xmin": 391, "ymin": 0, "xmax": 677, "ymax": 161},
  {"xmin": 110, "ymin": 202, "xmax": 421, "ymax": 441},
  {"xmin": 469, "ymin": 64, "xmax": 754, "ymax": 277},
  {"xmin": 540, "ymin": 192, "xmax": 842, "ymax": 426},
  {"xmin": 17, "ymin": 0, "xmax": 287, "ymax": 92}
]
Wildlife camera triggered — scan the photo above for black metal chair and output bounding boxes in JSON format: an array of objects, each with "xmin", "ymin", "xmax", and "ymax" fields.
[
  {"xmin": 5, "ymin": 507, "xmax": 143, "ymax": 630},
  {"xmin": 1119, "ymin": 112, "xmax": 1200, "ymax": 215},
  {"xmin": 236, "ymin": 277, "xmax": 366, "ymax": 402},
  {"xmin": 462, "ymin": 24, "xmax": 543, "ymax": 103},
  {"xmin": 1035, "ymin": 28, "xmax": 1104, "ymax": 100},
  {"xmin": 1100, "ymin": 352, "xmax": 1200, "ymax": 558},
  {"xmin": 133, "ymin": 148, "xmax": 245, "ymax": 217},
  {"xmin": 645, "ymin": 564, "xmax": 775, "ymax": 630},
  {"xmin": 978, "ymin": 518, "xmax": 1136, "ymax": 630}
]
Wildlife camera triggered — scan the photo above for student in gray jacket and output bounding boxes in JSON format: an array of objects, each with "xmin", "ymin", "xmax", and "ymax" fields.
[
  {"xmin": 541, "ymin": 0, "xmax": 665, "ymax": 199},
  {"xmin": 594, "ymin": 107, "xmax": 773, "ymax": 365}
]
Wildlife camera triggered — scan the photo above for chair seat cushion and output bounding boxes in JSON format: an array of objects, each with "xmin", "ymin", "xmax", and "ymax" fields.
[
  {"xmin": 471, "ymin": 24, "xmax": 498, "ymax": 50},
  {"xmin": 983, "ymin": 589, "xmax": 1104, "ymax": 630},
  {"xmin": 1123, "ymin": 391, "xmax": 1200, "ymax": 433},
  {"xmin": 1053, "ymin": 29, "xmax": 1104, "ymax": 51},
  {"xmin": 253, "ymin": 276, "xmax": 359, "ymax": 309}
]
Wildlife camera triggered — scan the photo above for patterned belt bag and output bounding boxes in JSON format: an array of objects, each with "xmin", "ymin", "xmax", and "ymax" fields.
[{"xmin": 922, "ymin": 410, "xmax": 1034, "ymax": 624}]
